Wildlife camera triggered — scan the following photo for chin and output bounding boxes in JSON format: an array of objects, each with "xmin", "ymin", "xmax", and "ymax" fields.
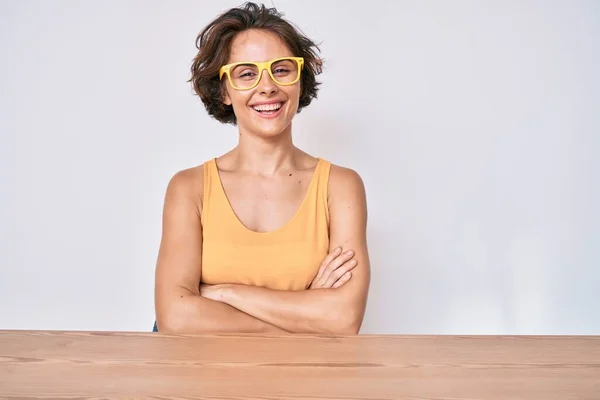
[
  {"xmin": 250, "ymin": 113, "xmax": 293, "ymax": 138},
  {"xmin": 254, "ymin": 122, "xmax": 291, "ymax": 138}
]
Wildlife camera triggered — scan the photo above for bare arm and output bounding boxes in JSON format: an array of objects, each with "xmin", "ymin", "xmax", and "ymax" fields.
[
  {"xmin": 202, "ymin": 166, "xmax": 371, "ymax": 334},
  {"xmin": 154, "ymin": 168, "xmax": 286, "ymax": 334}
]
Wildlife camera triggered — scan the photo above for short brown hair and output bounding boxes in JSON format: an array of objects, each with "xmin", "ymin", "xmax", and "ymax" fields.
[{"xmin": 189, "ymin": 2, "xmax": 323, "ymax": 125}]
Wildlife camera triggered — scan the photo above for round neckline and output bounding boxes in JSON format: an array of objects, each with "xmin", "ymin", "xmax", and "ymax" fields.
[{"xmin": 212, "ymin": 158, "xmax": 323, "ymax": 235}]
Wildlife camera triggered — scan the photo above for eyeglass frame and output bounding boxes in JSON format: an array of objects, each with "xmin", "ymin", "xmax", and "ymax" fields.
[{"xmin": 219, "ymin": 56, "xmax": 305, "ymax": 91}]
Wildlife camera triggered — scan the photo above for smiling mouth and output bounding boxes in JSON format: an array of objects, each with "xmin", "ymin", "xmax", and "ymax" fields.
[{"xmin": 251, "ymin": 102, "xmax": 284, "ymax": 114}]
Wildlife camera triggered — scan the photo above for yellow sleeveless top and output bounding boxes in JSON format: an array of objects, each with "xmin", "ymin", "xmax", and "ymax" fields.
[{"xmin": 201, "ymin": 158, "xmax": 331, "ymax": 291}]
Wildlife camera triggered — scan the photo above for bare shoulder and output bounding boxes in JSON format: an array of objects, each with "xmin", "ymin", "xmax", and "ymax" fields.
[
  {"xmin": 167, "ymin": 164, "xmax": 204, "ymax": 190},
  {"xmin": 164, "ymin": 164, "xmax": 205, "ymax": 214},
  {"xmin": 328, "ymin": 163, "xmax": 367, "ymax": 205}
]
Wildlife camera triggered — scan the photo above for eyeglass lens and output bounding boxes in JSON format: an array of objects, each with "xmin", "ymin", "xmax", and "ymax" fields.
[{"xmin": 230, "ymin": 59, "xmax": 299, "ymax": 89}]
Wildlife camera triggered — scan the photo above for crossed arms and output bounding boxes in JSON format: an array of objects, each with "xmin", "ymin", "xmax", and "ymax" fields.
[{"xmin": 154, "ymin": 165, "xmax": 370, "ymax": 335}]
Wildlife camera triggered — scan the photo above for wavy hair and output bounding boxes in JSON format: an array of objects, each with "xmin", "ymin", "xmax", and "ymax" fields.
[{"xmin": 189, "ymin": 2, "xmax": 323, "ymax": 125}]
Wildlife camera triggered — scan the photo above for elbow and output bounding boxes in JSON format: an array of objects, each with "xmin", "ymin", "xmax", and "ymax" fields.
[
  {"xmin": 343, "ymin": 321, "xmax": 361, "ymax": 335},
  {"xmin": 321, "ymin": 309, "xmax": 362, "ymax": 335},
  {"xmin": 156, "ymin": 300, "xmax": 195, "ymax": 334},
  {"xmin": 339, "ymin": 313, "xmax": 362, "ymax": 334},
  {"xmin": 157, "ymin": 313, "xmax": 186, "ymax": 334}
]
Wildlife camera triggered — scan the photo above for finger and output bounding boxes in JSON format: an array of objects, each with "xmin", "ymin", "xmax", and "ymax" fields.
[
  {"xmin": 315, "ymin": 251, "xmax": 353, "ymax": 288},
  {"xmin": 314, "ymin": 247, "xmax": 342, "ymax": 282},
  {"xmin": 323, "ymin": 258, "xmax": 357, "ymax": 288},
  {"xmin": 317, "ymin": 249, "xmax": 354, "ymax": 287},
  {"xmin": 332, "ymin": 271, "xmax": 352, "ymax": 288}
]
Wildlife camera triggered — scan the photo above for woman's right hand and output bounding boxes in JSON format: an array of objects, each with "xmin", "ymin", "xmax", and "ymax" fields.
[{"xmin": 309, "ymin": 247, "xmax": 357, "ymax": 289}]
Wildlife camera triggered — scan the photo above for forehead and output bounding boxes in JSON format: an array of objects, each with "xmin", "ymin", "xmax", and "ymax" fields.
[{"xmin": 227, "ymin": 29, "xmax": 293, "ymax": 63}]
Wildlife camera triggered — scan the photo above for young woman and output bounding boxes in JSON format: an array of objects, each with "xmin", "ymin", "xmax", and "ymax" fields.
[{"xmin": 154, "ymin": 2, "xmax": 370, "ymax": 334}]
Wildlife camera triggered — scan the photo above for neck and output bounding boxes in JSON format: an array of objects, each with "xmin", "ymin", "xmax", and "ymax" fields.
[{"xmin": 233, "ymin": 123, "xmax": 298, "ymax": 175}]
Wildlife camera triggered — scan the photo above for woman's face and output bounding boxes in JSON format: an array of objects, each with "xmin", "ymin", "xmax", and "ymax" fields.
[{"xmin": 222, "ymin": 29, "xmax": 301, "ymax": 139}]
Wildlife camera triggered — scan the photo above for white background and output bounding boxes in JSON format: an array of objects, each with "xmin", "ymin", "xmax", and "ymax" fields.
[{"xmin": 1, "ymin": 0, "xmax": 598, "ymax": 334}]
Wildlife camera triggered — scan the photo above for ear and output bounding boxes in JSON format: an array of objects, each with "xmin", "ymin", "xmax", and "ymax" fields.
[{"xmin": 222, "ymin": 87, "xmax": 232, "ymax": 106}]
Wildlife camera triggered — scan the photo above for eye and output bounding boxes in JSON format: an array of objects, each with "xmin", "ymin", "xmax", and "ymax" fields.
[
  {"xmin": 231, "ymin": 64, "xmax": 259, "ymax": 80},
  {"xmin": 271, "ymin": 60, "xmax": 296, "ymax": 76},
  {"xmin": 237, "ymin": 70, "xmax": 257, "ymax": 80}
]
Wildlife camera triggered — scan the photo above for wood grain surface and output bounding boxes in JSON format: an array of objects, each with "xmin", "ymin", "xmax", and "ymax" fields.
[{"xmin": 1, "ymin": 330, "xmax": 599, "ymax": 399}]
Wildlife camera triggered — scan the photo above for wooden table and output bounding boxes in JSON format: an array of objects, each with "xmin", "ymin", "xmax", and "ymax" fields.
[{"xmin": 1, "ymin": 331, "xmax": 599, "ymax": 399}]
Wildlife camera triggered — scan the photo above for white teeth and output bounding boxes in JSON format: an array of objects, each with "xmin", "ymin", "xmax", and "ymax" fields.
[{"xmin": 252, "ymin": 102, "xmax": 282, "ymax": 112}]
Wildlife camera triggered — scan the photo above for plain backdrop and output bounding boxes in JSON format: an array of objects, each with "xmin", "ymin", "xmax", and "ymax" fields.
[{"xmin": 1, "ymin": 0, "xmax": 598, "ymax": 334}]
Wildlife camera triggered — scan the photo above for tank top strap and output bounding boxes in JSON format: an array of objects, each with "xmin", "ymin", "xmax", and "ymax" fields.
[
  {"xmin": 202, "ymin": 159, "xmax": 211, "ymax": 199},
  {"xmin": 316, "ymin": 157, "xmax": 332, "ymax": 187},
  {"xmin": 313, "ymin": 158, "xmax": 332, "ymax": 225},
  {"xmin": 201, "ymin": 158, "xmax": 224, "ymax": 222}
]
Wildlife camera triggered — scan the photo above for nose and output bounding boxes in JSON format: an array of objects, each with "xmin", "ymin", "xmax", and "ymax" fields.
[{"xmin": 256, "ymin": 69, "xmax": 277, "ymax": 94}]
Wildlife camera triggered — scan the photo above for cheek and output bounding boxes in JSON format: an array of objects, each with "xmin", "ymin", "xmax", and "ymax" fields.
[
  {"xmin": 230, "ymin": 93, "xmax": 251, "ymax": 110},
  {"xmin": 286, "ymin": 86, "xmax": 301, "ymax": 107},
  {"xmin": 290, "ymin": 90, "xmax": 301, "ymax": 112}
]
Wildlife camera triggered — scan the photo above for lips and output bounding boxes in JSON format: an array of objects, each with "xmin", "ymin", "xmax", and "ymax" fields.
[
  {"xmin": 252, "ymin": 102, "xmax": 283, "ymax": 112},
  {"xmin": 249, "ymin": 101, "xmax": 285, "ymax": 119}
]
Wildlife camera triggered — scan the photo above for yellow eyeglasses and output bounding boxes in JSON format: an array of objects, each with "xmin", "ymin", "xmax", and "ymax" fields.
[{"xmin": 219, "ymin": 57, "xmax": 304, "ymax": 91}]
